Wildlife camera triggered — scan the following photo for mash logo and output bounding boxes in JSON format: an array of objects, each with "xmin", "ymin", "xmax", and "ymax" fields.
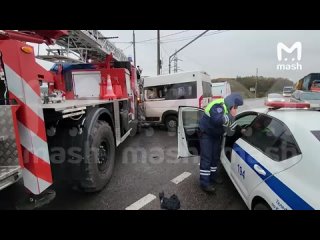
[{"xmin": 276, "ymin": 42, "xmax": 302, "ymax": 71}]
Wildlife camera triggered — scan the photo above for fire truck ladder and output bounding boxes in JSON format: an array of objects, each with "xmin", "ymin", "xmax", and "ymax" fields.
[{"xmin": 36, "ymin": 30, "xmax": 128, "ymax": 63}]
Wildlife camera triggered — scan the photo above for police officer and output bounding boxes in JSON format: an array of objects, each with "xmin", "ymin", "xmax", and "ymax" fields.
[{"xmin": 199, "ymin": 93, "xmax": 243, "ymax": 193}]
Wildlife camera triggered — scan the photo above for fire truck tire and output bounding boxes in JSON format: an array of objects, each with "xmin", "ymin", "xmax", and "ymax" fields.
[
  {"xmin": 120, "ymin": 110, "xmax": 129, "ymax": 133},
  {"xmin": 165, "ymin": 115, "xmax": 178, "ymax": 132},
  {"xmin": 129, "ymin": 119, "xmax": 139, "ymax": 136},
  {"xmin": 80, "ymin": 120, "xmax": 115, "ymax": 192}
]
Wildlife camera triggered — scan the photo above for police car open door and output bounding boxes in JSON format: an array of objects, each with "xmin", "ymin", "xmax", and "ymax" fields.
[{"xmin": 177, "ymin": 106, "xmax": 204, "ymax": 158}]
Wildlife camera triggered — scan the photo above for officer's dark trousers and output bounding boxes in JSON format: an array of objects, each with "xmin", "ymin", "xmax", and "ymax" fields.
[{"xmin": 199, "ymin": 132, "xmax": 222, "ymax": 187}]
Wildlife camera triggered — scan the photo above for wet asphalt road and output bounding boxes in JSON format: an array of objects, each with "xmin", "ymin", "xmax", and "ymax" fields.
[{"xmin": 0, "ymin": 99, "xmax": 264, "ymax": 210}]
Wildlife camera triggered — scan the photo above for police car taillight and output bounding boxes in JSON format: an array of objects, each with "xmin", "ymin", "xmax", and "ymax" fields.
[{"xmin": 265, "ymin": 101, "xmax": 310, "ymax": 109}]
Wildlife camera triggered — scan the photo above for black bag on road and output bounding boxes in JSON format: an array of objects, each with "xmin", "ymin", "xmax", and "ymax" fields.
[{"xmin": 159, "ymin": 191, "xmax": 180, "ymax": 210}]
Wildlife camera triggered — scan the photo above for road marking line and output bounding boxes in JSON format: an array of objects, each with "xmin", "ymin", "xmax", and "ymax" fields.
[
  {"xmin": 171, "ymin": 172, "xmax": 192, "ymax": 184},
  {"xmin": 125, "ymin": 194, "xmax": 157, "ymax": 210}
]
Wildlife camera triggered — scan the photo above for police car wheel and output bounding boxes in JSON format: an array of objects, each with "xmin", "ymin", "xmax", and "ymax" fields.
[
  {"xmin": 165, "ymin": 115, "xmax": 178, "ymax": 132},
  {"xmin": 253, "ymin": 202, "xmax": 271, "ymax": 210}
]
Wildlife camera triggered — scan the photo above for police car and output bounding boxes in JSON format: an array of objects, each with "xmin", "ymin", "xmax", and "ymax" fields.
[{"xmin": 177, "ymin": 101, "xmax": 320, "ymax": 210}]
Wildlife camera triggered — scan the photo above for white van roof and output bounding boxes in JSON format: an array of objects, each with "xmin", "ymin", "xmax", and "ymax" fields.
[
  {"xmin": 212, "ymin": 82, "xmax": 228, "ymax": 86},
  {"xmin": 144, "ymin": 71, "xmax": 211, "ymax": 87}
]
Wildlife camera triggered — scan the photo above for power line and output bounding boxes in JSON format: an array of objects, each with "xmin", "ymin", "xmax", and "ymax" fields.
[
  {"xmin": 111, "ymin": 30, "xmax": 190, "ymax": 44},
  {"xmin": 178, "ymin": 53, "xmax": 207, "ymax": 70},
  {"xmin": 164, "ymin": 30, "xmax": 222, "ymax": 42},
  {"xmin": 161, "ymin": 45, "xmax": 170, "ymax": 59},
  {"xmin": 161, "ymin": 30, "xmax": 190, "ymax": 38},
  {"xmin": 121, "ymin": 43, "xmax": 133, "ymax": 51},
  {"xmin": 112, "ymin": 41, "xmax": 134, "ymax": 44},
  {"xmin": 110, "ymin": 30, "xmax": 229, "ymax": 46},
  {"xmin": 123, "ymin": 30, "xmax": 228, "ymax": 45},
  {"xmin": 169, "ymin": 30, "xmax": 209, "ymax": 74},
  {"xmin": 163, "ymin": 30, "xmax": 229, "ymax": 43},
  {"xmin": 136, "ymin": 30, "xmax": 190, "ymax": 43}
]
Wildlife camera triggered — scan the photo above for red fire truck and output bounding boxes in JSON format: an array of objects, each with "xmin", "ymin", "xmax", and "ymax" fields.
[{"xmin": 0, "ymin": 30, "xmax": 140, "ymax": 205}]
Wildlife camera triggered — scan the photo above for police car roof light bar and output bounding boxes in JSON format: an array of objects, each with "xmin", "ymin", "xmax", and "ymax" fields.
[{"xmin": 265, "ymin": 101, "xmax": 310, "ymax": 109}]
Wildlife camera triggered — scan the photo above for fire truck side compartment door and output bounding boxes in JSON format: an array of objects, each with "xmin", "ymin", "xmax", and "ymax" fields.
[{"xmin": 72, "ymin": 71, "xmax": 101, "ymax": 98}]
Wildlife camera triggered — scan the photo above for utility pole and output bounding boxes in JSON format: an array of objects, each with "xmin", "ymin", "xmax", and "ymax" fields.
[
  {"xmin": 255, "ymin": 68, "xmax": 258, "ymax": 98},
  {"xmin": 157, "ymin": 30, "xmax": 161, "ymax": 75},
  {"xmin": 173, "ymin": 53, "xmax": 182, "ymax": 73},
  {"xmin": 174, "ymin": 55, "xmax": 178, "ymax": 73},
  {"xmin": 169, "ymin": 30, "xmax": 209, "ymax": 74},
  {"xmin": 133, "ymin": 30, "xmax": 136, "ymax": 67}
]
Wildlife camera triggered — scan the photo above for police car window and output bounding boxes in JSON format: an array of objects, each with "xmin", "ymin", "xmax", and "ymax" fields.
[
  {"xmin": 235, "ymin": 114, "xmax": 257, "ymax": 128},
  {"xmin": 243, "ymin": 115, "xmax": 301, "ymax": 161},
  {"xmin": 274, "ymin": 129, "xmax": 301, "ymax": 160},
  {"xmin": 182, "ymin": 109, "xmax": 204, "ymax": 128}
]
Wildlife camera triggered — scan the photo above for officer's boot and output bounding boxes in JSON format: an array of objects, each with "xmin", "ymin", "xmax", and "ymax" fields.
[{"xmin": 200, "ymin": 184, "xmax": 216, "ymax": 193}]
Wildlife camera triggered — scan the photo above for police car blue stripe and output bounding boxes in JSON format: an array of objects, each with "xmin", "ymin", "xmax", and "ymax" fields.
[
  {"xmin": 233, "ymin": 144, "xmax": 272, "ymax": 181},
  {"xmin": 233, "ymin": 143, "xmax": 314, "ymax": 210}
]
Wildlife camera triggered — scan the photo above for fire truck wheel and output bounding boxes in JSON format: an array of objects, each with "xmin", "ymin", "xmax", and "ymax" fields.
[
  {"xmin": 81, "ymin": 120, "xmax": 115, "ymax": 192},
  {"xmin": 165, "ymin": 115, "xmax": 178, "ymax": 132},
  {"xmin": 129, "ymin": 119, "xmax": 139, "ymax": 136}
]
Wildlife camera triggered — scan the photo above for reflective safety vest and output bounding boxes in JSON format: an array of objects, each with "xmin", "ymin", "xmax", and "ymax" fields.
[{"xmin": 204, "ymin": 98, "xmax": 228, "ymax": 117}]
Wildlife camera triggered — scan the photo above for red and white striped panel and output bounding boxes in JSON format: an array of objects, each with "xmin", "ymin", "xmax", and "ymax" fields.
[{"xmin": 4, "ymin": 58, "xmax": 52, "ymax": 195}]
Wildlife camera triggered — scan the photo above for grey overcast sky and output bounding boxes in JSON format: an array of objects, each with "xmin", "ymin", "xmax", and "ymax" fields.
[{"xmin": 35, "ymin": 30, "xmax": 320, "ymax": 82}]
